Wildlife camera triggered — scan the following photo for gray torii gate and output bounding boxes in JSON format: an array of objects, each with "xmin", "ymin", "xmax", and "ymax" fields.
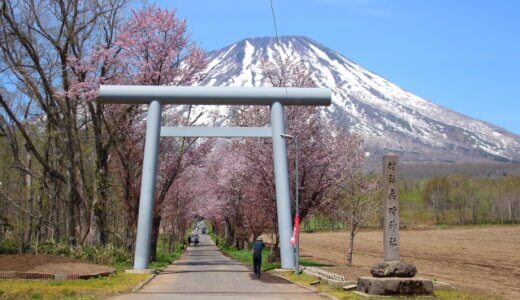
[{"xmin": 99, "ymin": 85, "xmax": 331, "ymax": 270}]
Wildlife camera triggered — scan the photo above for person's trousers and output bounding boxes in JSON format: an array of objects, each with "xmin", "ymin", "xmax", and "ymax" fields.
[{"xmin": 253, "ymin": 256, "xmax": 262, "ymax": 275}]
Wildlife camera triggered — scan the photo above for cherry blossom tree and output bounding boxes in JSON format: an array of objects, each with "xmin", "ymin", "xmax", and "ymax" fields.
[
  {"xmin": 324, "ymin": 172, "xmax": 380, "ymax": 266},
  {"xmin": 203, "ymin": 57, "xmax": 367, "ymax": 262},
  {"xmin": 203, "ymin": 143, "xmax": 250, "ymax": 247},
  {"xmin": 110, "ymin": 6, "xmax": 208, "ymax": 260},
  {"xmin": 65, "ymin": 5, "xmax": 209, "ymax": 254},
  {"xmin": 115, "ymin": 7, "xmax": 205, "ymax": 86}
]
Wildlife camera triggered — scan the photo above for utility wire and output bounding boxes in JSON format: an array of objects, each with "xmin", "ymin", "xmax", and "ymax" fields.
[
  {"xmin": 269, "ymin": 0, "xmax": 281, "ymax": 46},
  {"xmin": 268, "ymin": 0, "xmax": 289, "ymax": 97}
]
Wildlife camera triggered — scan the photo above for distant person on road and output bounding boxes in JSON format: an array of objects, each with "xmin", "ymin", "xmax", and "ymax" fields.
[{"xmin": 252, "ymin": 237, "xmax": 264, "ymax": 278}]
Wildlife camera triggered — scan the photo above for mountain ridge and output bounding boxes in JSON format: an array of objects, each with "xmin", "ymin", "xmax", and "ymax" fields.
[{"xmin": 200, "ymin": 36, "xmax": 520, "ymax": 163}]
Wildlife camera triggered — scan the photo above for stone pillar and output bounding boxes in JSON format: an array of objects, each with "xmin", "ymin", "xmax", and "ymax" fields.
[
  {"xmin": 355, "ymin": 153, "xmax": 433, "ymax": 297},
  {"xmin": 383, "ymin": 153, "xmax": 400, "ymax": 262}
]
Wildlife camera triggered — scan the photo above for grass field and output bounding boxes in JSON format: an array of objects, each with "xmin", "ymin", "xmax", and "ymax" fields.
[{"xmin": 0, "ymin": 272, "xmax": 149, "ymax": 300}]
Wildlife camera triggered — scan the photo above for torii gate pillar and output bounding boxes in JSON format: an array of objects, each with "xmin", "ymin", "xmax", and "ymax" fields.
[
  {"xmin": 270, "ymin": 101, "xmax": 294, "ymax": 268},
  {"xmin": 133, "ymin": 100, "xmax": 162, "ymax": 270}
]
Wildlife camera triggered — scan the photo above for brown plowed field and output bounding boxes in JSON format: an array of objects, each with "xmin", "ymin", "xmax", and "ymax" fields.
[
  {"xmin": 0, "ymin": 254, "xmax": 114, "ymax": 275},
  {"xmin": 299, "ymin": 226, "xmax": 520, "ymax": 299}
]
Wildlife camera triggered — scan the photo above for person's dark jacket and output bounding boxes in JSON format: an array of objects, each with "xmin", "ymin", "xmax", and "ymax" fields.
[{"xmin": 253, "ymin": 240, "xmax": 264, "ymax": 259}]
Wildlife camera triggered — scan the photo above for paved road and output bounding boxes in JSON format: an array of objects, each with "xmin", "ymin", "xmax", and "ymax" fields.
[{"xmin": 112, "ymin": 234, "xmax": 326, "ymax": 299}]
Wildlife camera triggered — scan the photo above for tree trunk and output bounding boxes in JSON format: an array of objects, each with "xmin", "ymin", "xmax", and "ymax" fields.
[
  {"xmin": 432, "ymin": 195, "xmax": 437, "ymax": 225},
  {"xmin": 224, "ymin": 217, "xmax": 235, "ymax": 246},
  {"xmin": 49, "ymin": 174, "xmax": 60, "ymax": 241},
  {"xmin": 464, "ymin": 196, "xmax": 468, "ymax": 224},
  {"xmin": 149, "ymin": 215, "xmax": 162, "ymax": 262},
  {"xmin": 86, "ymin": 102, "xmax": 110, "ymax": 245},
  {"xmin": 23, "ymin": 152, "xmax": 33, "ymax": 251},
  {"xmin": 347, "ymin": 221, "xmax": 356, "ymax": 267},
  {"xmin": 517, "ymin": 197, "xmax": 520, "ymax": 224},
  {"xmin": 64, "ymin": 112, "xmax": 77, "ymax": 248},
  {"xmin": 268, "ymin": 231, "xmax": 280, "ymax": 263},
  {"xmin": 86, "ymin": 159, "xmax": 109, "ymax": 245},
  {"xmin": 123, "ymin": 173, "xmax": 139, "ymax": 251},
  {"xmin": 472, "ymin": 200, "xmax": 478, "ymax": 224},
  {"xmin": 168, "ymin": 232, "xmax": 175, "ymax": 254},
  {"xmin": 35, "ymin": 192, "xmax": 43, "ymax": 254},
  {"xmin": 509, "ymin": 198, "xmax": 513, "ymax": 223}
]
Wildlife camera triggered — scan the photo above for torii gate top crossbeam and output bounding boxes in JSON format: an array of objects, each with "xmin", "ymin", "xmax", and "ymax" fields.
[{"xmin": 99, "ymin": 85, "xmax": 331, "ymax": 106}]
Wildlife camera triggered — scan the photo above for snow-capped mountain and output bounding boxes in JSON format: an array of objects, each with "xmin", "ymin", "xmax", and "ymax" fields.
[{"xmin": 200, "ymin": 36, "xmax": 520, "ymax": 163}]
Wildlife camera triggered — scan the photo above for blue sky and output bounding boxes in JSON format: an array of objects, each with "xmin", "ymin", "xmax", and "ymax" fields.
[{"xmin": 155, "ymin": 0, "xmax": 520, "ymax": 134}]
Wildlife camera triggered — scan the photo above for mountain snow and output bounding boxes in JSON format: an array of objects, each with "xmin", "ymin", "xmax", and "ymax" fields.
[{"xmin": 198, "ymin": 36, "xmax": 520, "ymax": 163}]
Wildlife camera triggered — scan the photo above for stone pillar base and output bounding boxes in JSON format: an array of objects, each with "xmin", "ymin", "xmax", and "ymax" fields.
[
  {"xmin": 125, "ymin": 269, "xmax": 155, "ymax": 274},
  {"xmin": 356, "ymin": 276, "xmax": 433, "ymax": 296}
]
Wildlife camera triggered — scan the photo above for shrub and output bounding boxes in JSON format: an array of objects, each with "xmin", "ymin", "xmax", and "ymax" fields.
[
  {"xmin": 30, "ymin": 240, "xmax": 71, "ymax": 256},
  {"xmin": 0, "ymin": 240, "xmax": 18, "ymax": 254},
  {"xmin": 28, "ymin": 241, "xmax": 132, "ymax": 265}
]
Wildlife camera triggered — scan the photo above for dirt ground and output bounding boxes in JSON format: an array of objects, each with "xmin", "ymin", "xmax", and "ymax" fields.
[
  {"xmin": 298, "ymin": 226, "xmax": 520, "ymax": 299},
  {"xmin": 0, "ymin": 254, "xmax": 114, "ymax": 275}
]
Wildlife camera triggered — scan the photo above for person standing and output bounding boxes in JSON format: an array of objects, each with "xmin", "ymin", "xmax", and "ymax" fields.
[{"xmin": 252, "ymin": 237, "xmax": 265, "ymax": 278}]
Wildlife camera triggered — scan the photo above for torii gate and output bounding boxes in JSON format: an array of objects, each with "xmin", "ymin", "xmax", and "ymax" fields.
[{"xmin": 99, "ymin": 85, "xmax": 331, "ymax": 270}]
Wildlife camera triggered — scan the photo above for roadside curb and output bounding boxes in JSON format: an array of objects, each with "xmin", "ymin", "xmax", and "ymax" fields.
[
  {"xmin": 131, "ymin": 273, "xmax": 157, "ymax": 292},
  {"xmin": 129, "ymin": 243, "xmax": 187, "ymax": 293},
  {"xmin": 269, "ymin": 271, "xmax": 338, "ymax": 300}
]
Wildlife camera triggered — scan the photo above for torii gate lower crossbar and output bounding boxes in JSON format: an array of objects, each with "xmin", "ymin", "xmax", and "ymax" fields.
[{"xmin": 98, "ymin": 85, "xmax": 331, "ymax": 270}]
